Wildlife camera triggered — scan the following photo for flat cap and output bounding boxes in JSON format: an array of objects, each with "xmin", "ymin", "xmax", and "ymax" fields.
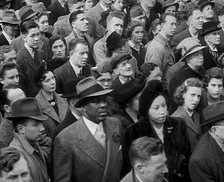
[{"xmin": 111, "ymin": 53, "xmax": 132, "ymax": 69}]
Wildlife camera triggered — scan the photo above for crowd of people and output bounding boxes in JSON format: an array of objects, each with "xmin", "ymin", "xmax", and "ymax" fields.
[{"xmin": 0, "ymin": 0, "xmax": 224, "ymax": 181}]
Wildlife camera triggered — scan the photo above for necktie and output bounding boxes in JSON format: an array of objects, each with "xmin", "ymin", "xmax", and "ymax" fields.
[{"xmin": 94, "ymin": 125, "xmax": 106, "ymax": 148}]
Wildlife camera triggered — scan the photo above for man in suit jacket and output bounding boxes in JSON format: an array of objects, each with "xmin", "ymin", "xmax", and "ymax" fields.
[
  {"xmin": 16, "ymin": 21, "xmax": 48, "ymax": 97},
  {"xmin": 53, "ymin": 77, "xmax": 123, "ymax": 182},
  {"xmin": 189, "ymin": 101, "xmax": 224, "ymax": 182},
  {"xmin": 47, "ymin": 0, "xmax": 69, "ymax": 25},
  {"xmin": 54, "ymin": 38, "xmax": 92, "ymax": 94}
]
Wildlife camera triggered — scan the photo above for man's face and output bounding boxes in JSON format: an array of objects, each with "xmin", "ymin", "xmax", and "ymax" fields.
[
  {"xmin": 3, "ymin": 24, "xmax": 19, "ymax": 38},
  {"xmin": 23, "ymin": 27, "xmax": 40, "ymax": 49},
  {"xmin": 69, "ymin": 1, "xmax": 85, "ymax": 12},
  {"xmin": 202, "ymin": 4, "xmax": 214, "ymax": 19},
  {"xmin": 51, "ymin": 39, "xmax": 66, "ymax": 59},
  {"xmin": 84, "ymin": 96, "xmax": 108, "ymax": 124},
  {"xmin": 141, "ymin": 0, "xmax": 156, "ymax": 9},
  {"xmin": 205, "ymin": 30, "xmax": 220, "ymax": 45},
  {"xmin": 38, "ymin": 15, "xmax": 49, "ymax": 33},
  {"xmin": 4, "ymin": 50, "xmax": 17, "ymax": 63},
  {"xmin": 22, "ymin": 118, "xmax": 45, "ymax": 142},
  {"xmin": 108, "ymin": 17, "xmax": 124, "ymax": 35},
  {"xmin": 141, "ymin": 152, "xmax": 168, "ymax": 182},
  {"xmin": 164, "ymin": 5, "xmax": 176, "ymax": 14},
  {"xmin": 207, "ymin": 78, "xmax": 223, "ymax": 99},
  {"xmin": 212, "ymin": 120, "xmax": 224, "ymax": 143},
  {"xmin": 0, "ymin": 157, "xmax": 32, "ymax": 182},
  {"xmin": 187, "ymin": 50, "xmax": 204, "ymax": 68},
  {"xmin": 97, "ymin": 73, "xmax": 112, "ymax": 89},
  {"xmin": 0, "ymin": 68, "xmax": 19, "ymax": 86},
  {"xmin": 189, "ymin": 10, "xmax": 204, "ymax": 30},
  {"xmin": 70, "ymin": 43, "xmax": 89, "ymax": 67},
  {"xmin": 161, "ymin": 15, "xmax": 176, "ymax": 37},
  {"xmin": 114, "ymin": 59, "xmax": 133, "ymax": 77},
  {"xmin": 72, "ymin": 13, "xmax": 88, "ymax": 33},
  {"xmin": 218, "ymin": 14, "xmax": 224, "ymax": 28}
]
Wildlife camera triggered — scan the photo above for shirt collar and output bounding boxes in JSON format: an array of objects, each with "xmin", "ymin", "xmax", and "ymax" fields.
[
  {"xmin": 100, "ymin": 2, "xmax": 109, "ymax": 11},
  {"xmin": 71, "ymin": 111, "xmax": 80, "ymax": 120},
  {"xmin": 69, "ymin": 61, "xmax": 82, "ymax": 76},
  {"xmin": 24, "ymin": 43, "xmax": 35, "ymax": 57},
  {"xmin": 206, "ymin": 42, "xmax": 218, "ymax": 52},
  {"xmin": 128, "ymin": 40, "xmax": 143, "ymax": 51},
  {"xmin": 2, "ymin": 30, "xmax": 14, "ymax": 44},
  {"xmin": 83, "ymin": 116, "xmax": 104, "ymax": 136},
  {"xmin": 155, "ymin": 33, "xmax": 170, "ymax": 46}
]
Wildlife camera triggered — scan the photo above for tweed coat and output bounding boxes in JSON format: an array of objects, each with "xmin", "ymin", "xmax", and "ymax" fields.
[
  {"xmin": 122, "ymin": 116, "xmax": 190, "ymax": 182},
  {"xmin": 36, "ymin": 90, "xmax": 68, "ymax": 138},
  {"xmin": 189, "ymin": 132, "xmax": 224, "ymax": 182},
  {"xmin": 172, "ymin": 106, "xmax": 202, "ymax": 152},
  {"xmin": 53, "ymin": 116, "xmax": 123, "ymax": 182},
  {"xmin": 54, "ymin": 61, "xmax": 92, "ymax": 94},
  {"xmin": 16, "ymin": 46, "xmax": 47, "ymax": 97}
]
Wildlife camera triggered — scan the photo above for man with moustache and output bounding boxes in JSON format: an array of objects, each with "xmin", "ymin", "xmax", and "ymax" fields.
[{"xmin": 53, "ymin": 76, "xmax": 123, "ymax": 182}]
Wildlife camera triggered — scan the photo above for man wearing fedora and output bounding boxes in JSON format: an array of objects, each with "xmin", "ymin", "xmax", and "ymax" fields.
[
  {"xmin": 53, "ymin": 76, "xmax": 123, "ymax": 182},
  {"xmin": 201, "ymin": 21, "xmax": 224, "ymax": 70},
  {"xmin": 0, "ymin": 9, "xmax": 20, "ymax": 46},
  {"xmin": 189, "ymin": 101, "xmax": 224, "ymax": 182},
  {"xmin": 8, "ymin": 97, "xmax": 50, "ymax": 182}
]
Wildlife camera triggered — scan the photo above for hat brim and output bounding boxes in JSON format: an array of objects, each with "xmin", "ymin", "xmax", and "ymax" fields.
[
  {"xmin": 200, "ymin": 2, "xmax": 215, "ymax": 10},
  {"xmin": 179, "ymin": 46, "xmax": 206, "ymax": 62},
  {"xmin": 1, "ymin": 20, "xmax": 20, "ymax": 25},
  {"xmin": 201, "ymin": 114, "xmax": 224, "ymax": 127},
  {"xmin": 75, "ymin": 89, "xmax": 113, "ymax": 107},
  {"xmin": 200, "ymin": 27, "xmax": 222, "ymax": 37},
  {"xmin": 61, "ymin": 93, "xmax": 79, "ymax": 98},
  {"xmin": 20, "ymin": 12, "xmax": 38, "ymax": 25},
  {"xmin": 7, "ymin": 115, "xmax": 48, "ymax": 121},
  {"xmin": 162, "ymin": 2, "xmax": 179, "ymax": 12}
]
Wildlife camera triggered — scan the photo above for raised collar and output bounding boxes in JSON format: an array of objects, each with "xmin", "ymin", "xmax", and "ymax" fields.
[{"xmin": 154, "ymin": 33, "xmax": 170, "ymax": 46}]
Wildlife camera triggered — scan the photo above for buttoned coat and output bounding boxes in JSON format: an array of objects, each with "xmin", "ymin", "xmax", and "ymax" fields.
[
  {"xmin": 36, "ymin": 90, "xmax": 68, "ymax": 138},
  {"xmin": 189, "ymin": 132, "xmax": 224, "ymax": 182},
  {"xmin": 53, "ymin": 116, "xmax": 123, "ymax": 182},
  {"xmin": 16, "ymin": 46, "xmax": 47, "ymax": 97},
  {"xmin": 172, "ymin": 106, "xmax": 202, "ymax": 152},
  {"xmin": 54, "ymin": 61, "xmax": 92, "ymax": 94}
]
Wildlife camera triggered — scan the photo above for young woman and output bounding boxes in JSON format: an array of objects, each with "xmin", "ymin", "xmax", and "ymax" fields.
[
  {"xmin": 123, "ymin": 80, "xmax": 190, "ymax": 181},
  {"xmin": 172, "ymin": 77, "xmax": 203, "ymax": 152},
  {"xmin": 36, "ymin": 11, "xmax": 52, "ymax": 39},
  {"xmin": 35, "ymin": 67, "xmax": 68, "ymax": 137}
]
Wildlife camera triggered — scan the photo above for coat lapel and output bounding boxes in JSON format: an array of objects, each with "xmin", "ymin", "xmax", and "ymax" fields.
[
  {"xmin": 21, "ymin": 47, "xmax": 38, "ymax": 71},
  {"xmin": 75, "ymin": 118, "xmax": 107, "ymax": 167},
  {"xmin": 55, "ymin": 93, "xmax": 67, "ymax": 121}
]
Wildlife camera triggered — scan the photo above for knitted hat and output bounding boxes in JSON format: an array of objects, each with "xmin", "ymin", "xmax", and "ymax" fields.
[{"xmin": 139, "ymin": 80, "xmax": 164, "ymax": 117}]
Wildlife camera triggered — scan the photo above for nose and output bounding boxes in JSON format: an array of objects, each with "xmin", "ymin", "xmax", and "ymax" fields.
[
  {"xmin": 14, "ymin": 77, "xmax": 19, "ymax": 84},
  {"xmin": 39, "ymin": 124, "xmax": 45, "ymax": 132},
  {"xmin": 83, "ymin": 52, "xmax": 88, "ymax": 59}
]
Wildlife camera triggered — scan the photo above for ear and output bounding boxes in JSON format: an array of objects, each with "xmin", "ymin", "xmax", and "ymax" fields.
[
  {"xmin": 0, "ymin": 78, "xmax": 4, "ymax": 85},
  {"xmin": 113, "ymin": 68, "xmax": 119, "ymax": 75},
  {"xmin": 3, "ymin": 105, "xmax": 10, "ymax": 113},
  {"xmin": 16, "ymin": 124, "xmax": 25, "ymax": 135},
  {"xmin": 71, "ymin": 22, "xmax": 77, "ymax": 29},
  {"xmin": 22, "ymin": 34, "xmax": 26, "ymax": 42},
  {"xmin": 135, "ymin": 162, "xmax": 145, "ymax": 174}
]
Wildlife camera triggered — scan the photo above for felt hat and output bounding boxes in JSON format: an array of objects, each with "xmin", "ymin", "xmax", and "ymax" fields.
[
  {"xmin": 201, "ymin": 101, "xmax": 224, "ymax": 127},
  {"xmin": 0, "ymin": 9, "xmax": 20, "ymax": 25},
  {"xmin": 162, "ymin": 0, "xmax": 179, "ymax": 12},
  {"xmin": 139, "ymin": 80, "xmax": 164, "ymax": 117},
  {"xmin": 106, "ymin": 31, "xmax": 127, "ymax": 51},
  {"xmin": 31, "ymin": 2, "xmax": 51, "ymax": 14},
  {"xmin": 19, "ymin": 5, "xmax": 38, "ymax": 24},
  {"xmin": 198, "ymin": 0, "xmax": 215, "ymax": 11},
  {"xmin": 0, "ymin": 0, "xmax": 10, "ymax": 8},
  {"xmin": 62, "ymin": 76, "xmax": 85, "ymax": 98},
  {"xmin": 110, "ymin": 53, "xmax": 132, "ymax": 69},
  {"xmin": 7, "ymin": 97, "xmax": 48, "ymax": 121},
  {"xmin": 200, "ymin": 21, "xmax": 221, "ymax": 37},
  {"xmin": 130, "ymin": 5, "xmax": 144, "ymax": 19},
  {"xmin": 75, "ymin": 76, "xmax": 112, "ymax": 107}
]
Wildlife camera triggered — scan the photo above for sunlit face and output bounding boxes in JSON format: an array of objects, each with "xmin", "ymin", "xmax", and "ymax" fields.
[
  {"xmin": 70, "ymin": 43, "xmax": 89, "ymax": 67},
  {"xmin": 139, "ymin": 152, "xmax": 168, "ymax": 182},
  {"xmin": 183, "ymin": 86, "xmax": 202, "ymax": 112},
  {"xmin": 0, "ymin": 68, "xmax": 19, "ymax": 86},
  {"xmin": 108, "ymin": 17, "xmax": 124, "ymax": 35},
  {"xmin": 41, "ymin": 71, "xmax": 56, "ymax": 93},
  {"xmin": 207, "ymin": 78, "xmax": 223, "ymax": 99},
  {"xmin": 38, "ymin": 15, "xmax": 49, "ymax": 33},
  {"xmin": 114, "ymin": 59, "xmax": 133, "ymax": 77},
  {"xmin": 205, "ymin": 30, "xmax": 220, "ymax": 45},
  {"xmin": 148, "ymin": 95, "xmax": 167, "ymax": 126},
  {"xmin": 51, "ymin": 39, "xmax": 66, "ymax": 59},
  {"xmin": 0, "ymin": 157, "xmax": 32, "ymax": 182},
  {"xmin": 161, "ymin": 15, "xmax": 176, "ymax": 37},
  {"xmin": 202, "ymin": 4, "xmax": 214, "ymax": 19},
  {"xmin": 96, "ymin": 73, "xmax": 112, "ymax": 90},
  {"xmin": 131, "ymin": 25, "xmax": 144, "ymax": 44},
  {"xmin": 189, "ymin": 10, "xmax": 204, "ymax": 30},
  {"xmin": 72, "ymin": 13, "xmax": 88, "ymax": 33},
  {"xmin": 147, "ymin": 67, "xmax": 162, "ymax": 82},
  {"xmin": 23, "ymin": 27, "xmax": 40, "ymax": 49},
  {"xmin": 113, "ymin": 0, "xmax": 123, "ymax": 11}
]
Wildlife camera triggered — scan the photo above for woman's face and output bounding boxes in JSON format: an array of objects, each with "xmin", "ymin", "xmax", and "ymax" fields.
[
  {"xmin": 85, "ymin": 0, "xmax": 93, "ymax": 12},
  {"xmin": 147, "ymin": 67, "xmax": 162, "ymax": 82},
  {"xmin": 131, "ymin": 26, "xmax": 144, "ymax": 44},
  {"xmin": 38, "ymin": 15, "xmax": 49, "ymax": 33},
  {"xmin": 41, "ymin": 71, "xmax": 56, "ymax": 93},
  {"xmin": 52, "ymin": 39, "xmax": 66, "ymax": 59},
  {"xmin": 148, "ymin": 95, "xmax": 167, "ymax": 125},
  {"xmin": 183, "ymin": 86, "xmax": 202, "ymax": 112},
  {"xmin": 113, "ymin": 0, "xmax": 123, "ymax": 11},
  {"xmin": 127, "ymin": 92, "xmax": 141, "ymax": 112}
]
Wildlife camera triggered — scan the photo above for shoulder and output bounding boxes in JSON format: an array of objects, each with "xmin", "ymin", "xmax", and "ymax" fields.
[
  {"xmin": 55, "ymin": 62, "xmax": 70, "ymax": 73},
  {"xmin": 120, "ymin": 171, "xmax": 133, "ymax": 182}
]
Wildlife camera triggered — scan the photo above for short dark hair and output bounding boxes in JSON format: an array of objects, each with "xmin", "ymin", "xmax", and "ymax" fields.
[
  {"xmin": 159, "ymin": 12, "xmax": 176, "ymax": 24},
  {"xmin": 20, "ymin": 20, "xmax": 39, "ymax": 35},
  {"xmin": 0, "ymin": 62, "xmax": 18, "ymax": 79},
  {"xmin": 69, "ymin": 38, "xmax": 88, "ymax": 52},
  {"xmin": 106, "ymin": 10, "xmax": 125, "ymax": 26},
  {"xmin": 140, "ymin": 62, "xmax": 159, "ymax": 78},
  {"xmin": 0, "ymin": 147, "xmax": 26, "ymax": 176},
  {"xmin": 205, "ymin": 67, "xmax": 223, "ymax": 86},
  {"xmin": 69, "ymin": 10, "xmax": 85, "ymax": 25},
  {"xmin": 49, "ymin": 35, "xmax": 67, "ymax": 56},
  {"xmin": 126, "ymin": 21, "xmax": 143, "ymax": 38},
  {"xmin": 129, "ymin": 137, "xmax": 164, "ymax": 166}
]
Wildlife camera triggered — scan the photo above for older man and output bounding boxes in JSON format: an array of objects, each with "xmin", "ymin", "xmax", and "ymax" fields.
[
  {"xmin": 53, "ymin": 76, "xmax": 123, "ymax": 182},
  {"xmin": 189, "ymin": 101, "xmax": 224, "ymax": 182}
]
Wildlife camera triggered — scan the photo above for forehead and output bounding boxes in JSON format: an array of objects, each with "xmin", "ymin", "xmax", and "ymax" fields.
[
  {"xmin": 151, "ymin": 95, "xmax": 165, "ymax": 106},
  {"xmin": 207, "ymin": 30, "xmax": 220, "ymax": 36},
  {"xmin": 117, "ymin": 59, "xmax": 130, "ymax": 67},
  {"xmin": 97, "ymin": 73, "xmax": 111, "ymax": 80},
  {"xmin": 146, "ymin": 152, "xmax": 167, "ymax": 168},
  {"xmin": 164, "ymin": 15, "xmax": 176, "ymax": 23},
  {"xmin": 73, "ymin": 43, "xmax": 88, "ymax": 52},
  {"xmin": 3, "ymin": 68, "xmax": 18, "ymax": 77},
  {"xmin": 26, "ymin": 27, "xmax": 39, "ymax": 35},
  {"xmin": 52, "ymin": 39, "xmax": 65, "ymax": 47},
  {"xmin": 76, "ymin": 13, "xmax": 87, "ymax": 20},
  {"xmin": 111, "ymin": 17, "xmax": 123, "ymax": 24},
  {"xmin": 186, "ymin": 86, "xmax": 202, "ymax": 93},
  {"xmin": 209, "ymin": 78, "xmax": 223, "ymax": 84},
  {"xmin": 192, "ymin": 9, "xmax": 203, "ymax": 18}
]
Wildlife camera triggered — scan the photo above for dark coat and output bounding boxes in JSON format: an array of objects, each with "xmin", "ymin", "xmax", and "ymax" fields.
[
  {"xmin": 47, "ymin": 0, "xmax": 69, "ymax": 25},
  {"xmin": 122, "ymin": 116, "xmax": 190, "ymax": 182},
  {"xmin": 53, "ymin": 116, "xmax": 123, "ymax": 182},
  {"xmin": 189, "ymin": 132, "xmax": 224, "ymax": 182},
  {"xmin": 0, "ymin": 33, "xmax": 10, "ymax": 46},
  {"xmin": 16, "ymin": 46, "xmax": 47, "ymax": 96},
  {"xmin": 171, "ymin": 29, "xmax": 191, "ymax": 48},
  {"xmin": 220, "ymin": 29, "xmax": 224, "ymax": 48},
  {"xmin": 54, "ymin": 61, "xmax": 92, "ymax": 94}
]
